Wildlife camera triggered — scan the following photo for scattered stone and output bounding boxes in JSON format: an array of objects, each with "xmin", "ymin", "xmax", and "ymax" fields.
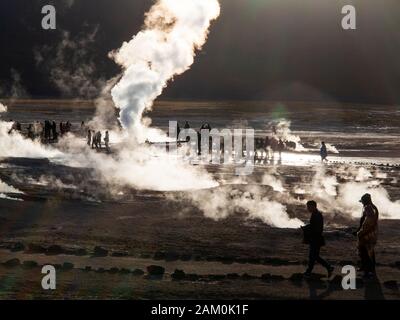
[
  {"xmin": 289, "ymin": 273, "xmax": 304, "ymax": 282},
  {"xmin": 339, "ymin": 260, "xmax": 353, "ymax": 266},
  {"xmin": 46, "ymin": 245, "xmax": 63, "ymax": 255},
  {"xmin": 186, "ymin": 274, "xmax": 200, "ymax": 281},
  {"xmin": 208, "ymin": 274, "xmax": 226, "ymax": 281},
  {"xmin": 220, "ymin": 257, "xmax": 234, "ymax": 265},
  {"xmin": 83, "ymin": 266, "xmax": 92, "ymax": 272},
  {"xmin": 227, "ymin": 273, "xmax": 240, "ymax": 280},
  {"xmin": 108, "ymin": 267, "xmax": 119, "ymax": 274},
  {"xmin": 165, "ymin": 252, "xmax": 180, "ymax": 262},
  {"xmin": 26, "ymin": 244, "xmax": 46, "ymax": 254},
  {"xmin": 147, "ymin": 265, "xmax": 165, "ymax": 276},
  {"xmin": 180, "ymin": 254, "xmax": 192, "ymax": 261},
  {"xmin": 8, "ymin": 242, "xmax": 24, "ymax": 252},
  {"xmin": 3, "ymin": 258, "xmax": 20, "ymax": 267},
  {"xmin": 383, "ymin": 280, "xmax": 398, "ymax": 290},
  {"xmin": 72, "ymin": 248, "xmax": 87, "ymax": 256},
  {"xmin": 261, "ymin": 273, "xmax": 285, "ymax": 282},
  {"xmin": 132, "ymin": 269, "xmax": 145, "ymax": 276},
  {"xmin": 153, "ymin": 252, "xmax": 165, "ymax": 260},
  {"xmin": 172, "ymin": 269, "xmax": 186, "ymax": 281},
  {"xmin": 62, "ymin": 262, "xmax": 74, "ymax": 270},
  {"xmin": 93, "ymin": 246, "xmax": 108, "ymax": 257},
  {"xmin": 22, "ymin": 260, "xmax": 38, "ymax": 269},
  {"xmin": 119, "ymin": 268, "xmax": 130, "ymax": 274},
  {"xmin": 241, "ymin": 273, "xmax": 256, "ymax": 280},
  {"xmin": 111, "ymin": 251, "xmax": 128, "ymax": 257}
]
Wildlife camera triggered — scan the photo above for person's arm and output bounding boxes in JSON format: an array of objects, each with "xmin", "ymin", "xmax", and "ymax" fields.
[{"xmin": 357, "ymin": 207, "xmax": 376, "ymax": 238}]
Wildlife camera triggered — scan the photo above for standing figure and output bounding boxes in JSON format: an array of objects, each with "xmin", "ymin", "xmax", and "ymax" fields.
[
  {"xmin": 355, "ymin": 193, "xmax": 379, "ymax": 278},
  {"xmin": 104, "ymin": 131, "xmax": 110, "ymax": 152},
  {"xmin": 87, "ymin": 129, "xmax": 92, "ymax": 146},
  {"xmin": 302, "ymin": 200, "xmax": 334, "ymax": 278}
]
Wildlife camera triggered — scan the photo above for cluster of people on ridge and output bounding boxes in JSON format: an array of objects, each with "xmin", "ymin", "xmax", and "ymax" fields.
[
  {"xmin": 8, "ymin": 119, "xmax": 73, "ymax": 142},
  {"xmin": 302, "ymin": 193, "xmax": 379, "ymax": 279},
  {"xmin": 87, "ymin": 128, "xmax": 110, "ymax": 152}
]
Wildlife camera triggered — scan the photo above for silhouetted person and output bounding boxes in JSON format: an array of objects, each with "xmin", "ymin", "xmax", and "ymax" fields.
[
  {"xmin": 278, "ymin": 139, "xmax": 284, "ymax": 160},
  {"xmin": 45, "ymin": 120, "xmax": 52, "ymax": 141},
  {"xmin": 91, "ymin": 130, "xmax": 96, "ymax": 149},
  {"xmin": 177, "ymin": 123, "xmax": 181, "ymax": 140},
  {"xmin": 355, "ymin": 193, "xmax": 379, "ymax": 278},
  {"xmin": 320, "ymin": 142, "xmax": 328, "ymax": 162},
  {"xmin": 51, "ymin": 121, "xmax": 57, "ymax": 140},
  {"xmin": 87, "ymin": 129, "xmax": 92, "ymax": 146},
  {"xmin": 104, "ymin": 131, "xmax": 110, "ymax": 152},
  {"xmin": 184, "ymin": 121, "xmax": 190, "ymax": 129},
  {"xmin": 302, "ymin": 200, "xmax": 334, "ymax": 278}
]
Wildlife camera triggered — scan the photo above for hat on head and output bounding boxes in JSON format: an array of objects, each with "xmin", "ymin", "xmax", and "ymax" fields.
[{"xmin": 359, "ymin": 193, "xmax": 372, "ymax": 203}]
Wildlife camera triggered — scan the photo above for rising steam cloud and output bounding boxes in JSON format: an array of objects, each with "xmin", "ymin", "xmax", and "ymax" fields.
[{"xmin": 110, "ymin": 0, "xmax": 221, "ymax": 141}]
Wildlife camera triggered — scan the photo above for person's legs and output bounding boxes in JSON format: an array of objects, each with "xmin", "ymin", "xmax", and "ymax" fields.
[
  {"xmin": 359, "ymin": 245, "xmax": 372, "ymax": 273},
  {"xmin": 315, "ymin": 248, "xmax": 331, "ymax": 270},
  {"xmin": 306, "ymin": 244, "xmax": 318, "ymax": 274}
]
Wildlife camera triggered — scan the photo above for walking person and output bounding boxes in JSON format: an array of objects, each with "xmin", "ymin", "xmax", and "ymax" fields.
[
  {"xmin": 302, "ymin": 200, "xmax": 334, "ymax": 278},
  {"xmin": 354, "ymin": 193, "xmax": 379, "ymax": 278},
  {"xmin": 320, "ymin": 142, "xmax": 328, "ymax": 162}
]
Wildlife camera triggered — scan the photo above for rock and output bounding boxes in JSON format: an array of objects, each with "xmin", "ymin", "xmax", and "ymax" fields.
[
  {"xmin": 22, "ymin": 260, "xmax": 38, "ymax": 269},
  {"xmin": 171, "ymin": 269, "xmax": 186, "ymax": 280},
  {"xmin": 83, "ymin": 266, "xmax": 92, "ymax": 272},
  {"xmin": 165, "ymin": 252, "xmax": 179, "ymax": 262},
  {"xmin": 46, "ymin": 245, "xmax": 63, "ymax": 255},
  {"xmin": 132, "ymin": 269, "xmax": 145, "ymax": 276},
  {"xmin": 384, "ymin": 280, "xmax": 398, "ymax": 290},
  {"xmin": 208, "ymin": 274, "xmax": 226, "ymax": 281},
  {"xmin": 241, "ymin": 273, "xmax": 256, "ymax": 280},
  {"xmin": 153, "ymin": 252, "xmax": 165, "ymax": 260},
  {"xmin": 111, "ymin": 251, "xmax": 128, "ymax": 257},
  {"xmin": 8, "ymin": 242, "xmax": 24, "ymax": 252},
  {"xmin": 186, "ymin": 274, "xmax": 200, "ymax": 281},
  {"xmin": 26, "ymin": 243, "xmax": 46, "ymax": 254},
  {"xmin": 339, "ymin": 260, "xmax": 353, "ymax": 266},
  {"xmin": 289, "ymin": 273, "xmax": 304, "ymax": 282},
  {"xmin": 3, "ymin": 258, "xmax": 20, "ymax": 267},
  {"xmin": 262, "ymin": 273, "xmax": 285, "ymax": 282},
  {"xmin": 119, "ymin": 268, "xmax": 130, "ymax": 274},
  {"xmin": 180, "ymin": 254, "xmax": 192, "ymax": 261},
  {"xmin": 93, "ymin": 246, "xmax": 108, "ymax": 257},
  {"xmin": 62, "ymin": 262, "xmax": 74, "ymax": 270},
  {"xmin": 227, "ymin": 273, "xmax": 240, "ymax": 280},
  {"xmin": 108, "ymin": 267, "xmax": 119, "ymax": 274},
  {"xmin": 70, "ymin": 248, "xmax": 87, "ymax": 256},
  {"xmin": 146, "ymin": 265, "xmax": 165, "ymax": 276}
]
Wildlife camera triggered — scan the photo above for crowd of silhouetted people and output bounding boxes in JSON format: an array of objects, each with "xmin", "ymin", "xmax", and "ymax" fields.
[
  {"xmin": 8, "ymin": 119, "xmax": 73, "ymax": 142},
  {"xmin": 87, "ymin": 128, "xmax": 110, "ymax": 152},
  {"xmin": 7, "ymin": 119, "xmax": 110, "ymax": 152}
]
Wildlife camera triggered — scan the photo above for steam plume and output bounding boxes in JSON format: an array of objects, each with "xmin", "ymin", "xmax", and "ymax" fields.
[{"xmin": 110, "ymin": 0, "xmax": 221, "ymax": 141}]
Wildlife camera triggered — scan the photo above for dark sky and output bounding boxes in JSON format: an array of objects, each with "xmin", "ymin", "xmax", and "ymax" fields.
[{"xmin": 1, "ymin": 0, "xmax": 400, "ymax": 105}]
